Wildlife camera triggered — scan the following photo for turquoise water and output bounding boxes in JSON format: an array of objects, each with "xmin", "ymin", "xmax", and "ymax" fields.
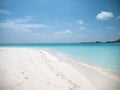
[
  {"xmin": 50, "ymin": 44, "xmax": 120, "ymax": 72},
  {"xmin": 0, "ymin": 43, "xmax": 120, "ymax": 72}
]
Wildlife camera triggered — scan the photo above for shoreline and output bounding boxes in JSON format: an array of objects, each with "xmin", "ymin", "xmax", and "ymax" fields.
[
  {"xmin": 0, "ymin": 47, "xmax": 120, "ymax": 90},
  {"xmin": 44, "ymin": 48, "xmax": 120, "ymax": 80},
  {"xmin": 36, "ymin": 48, "xmax": 120, "ymax": 90}
]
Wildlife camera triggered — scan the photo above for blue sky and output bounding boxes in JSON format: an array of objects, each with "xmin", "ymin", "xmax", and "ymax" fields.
[{"xmin": 0, "ymin": 0, "xmax": 120, "ymax": 43}]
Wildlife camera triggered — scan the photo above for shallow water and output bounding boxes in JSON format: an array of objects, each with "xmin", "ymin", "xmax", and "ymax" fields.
[{"xmin": 0, "ymin": 43, "xmax": 120, "ymax": 72}]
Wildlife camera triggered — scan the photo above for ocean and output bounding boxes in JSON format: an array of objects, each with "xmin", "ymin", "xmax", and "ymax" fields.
[{"xmin": 0, "ymin": 43, "xmax": 120, "ymax": 73}]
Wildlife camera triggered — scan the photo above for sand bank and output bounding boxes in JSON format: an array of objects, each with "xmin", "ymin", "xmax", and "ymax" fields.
[
  {"xmin": 0, "ymin": 48, "xmax": 119, "ymax": 90},
  {"xmin": 0, "ymin": 48, "xmax": 96, "ymax": 90}
]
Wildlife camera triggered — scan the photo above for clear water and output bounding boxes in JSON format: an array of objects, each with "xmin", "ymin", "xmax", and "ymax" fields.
[
  {"xmin": 49, "ymin": 44, "xmax": 120, "ymax": 72},
  {"xmin": 0, "ymin": 43, "xmax": 120, "ymax": 72}
]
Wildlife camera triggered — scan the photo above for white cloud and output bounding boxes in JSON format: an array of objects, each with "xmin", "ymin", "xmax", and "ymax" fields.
[
  {"xmin": 6, "ymin": 16, "xmax": 34, "ymax": 23},
  {"xmin": 79, "ymin": 27, "xmax": 86, "ymax": 30},
  {"xmin": 117, "ymin": 16, "xmax": 120, "ymax": 20},
  {"xmin": 0, "ymin": 16, "xmax": 47, "ymax": 32},
  {"xmin": 76, "ymin": 34, "xmax": 87, "ymax": 38},
  {"xmin": 77, "ymin": 20, "xmax": 84, "ymax": 25},
  {"xmin": 107, "ymin": 26, "xmax": 116, "ymax": 30},
  {"xmin": 96, "ymin": 11, "xmax": 113, "ymax": 20},
  {"xmin": 53, "ymin": 29, "xmax": 73, "ymax": 37},
  {"xmin": 0, "ymin": 9, "xmax": 11, "ymax": 14}
]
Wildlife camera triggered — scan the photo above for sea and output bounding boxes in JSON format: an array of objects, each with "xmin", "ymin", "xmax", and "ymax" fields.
[{"xmin": 0, "ymin": 43, "xmax": 120, "ymax": 73}]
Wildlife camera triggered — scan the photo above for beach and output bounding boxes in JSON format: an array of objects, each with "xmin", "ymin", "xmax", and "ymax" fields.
[{"xmin": 0, "ymin": 48, "xmax": 120, "ymax": 90}]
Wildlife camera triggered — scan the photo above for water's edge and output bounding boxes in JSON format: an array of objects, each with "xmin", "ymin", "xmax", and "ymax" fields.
[{"xmin": 44, "ymin": 48, "xmax": 120, "ymax": 80}]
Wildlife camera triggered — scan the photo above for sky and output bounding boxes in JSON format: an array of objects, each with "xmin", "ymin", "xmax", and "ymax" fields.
[{"xmin": 0, "ymin": 0, "xmax": 120, "ymax": 43}]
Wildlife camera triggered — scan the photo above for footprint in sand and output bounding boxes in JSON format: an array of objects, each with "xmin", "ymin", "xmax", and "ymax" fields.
[{"xmin": 24, "ymin": 76, "xmax": 29, "ymax": 80}]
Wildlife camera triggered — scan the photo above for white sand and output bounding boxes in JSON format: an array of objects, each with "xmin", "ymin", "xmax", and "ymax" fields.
[
  {"xmin": 0, "ymin": 48, "xmax": 96, "ymax": 90},
  {"xmin": 46, "ymin": 49, "xmax": 120, "ymax": 90}
]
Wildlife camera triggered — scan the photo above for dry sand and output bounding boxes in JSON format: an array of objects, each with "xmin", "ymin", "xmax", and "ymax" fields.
[
  {"xmin": 0, "ymin": 48, "xmax": 120, "ymax": 90},
  {"xmin": 0, "ymin": 48, "xmax": 96, "ymax": 90}
]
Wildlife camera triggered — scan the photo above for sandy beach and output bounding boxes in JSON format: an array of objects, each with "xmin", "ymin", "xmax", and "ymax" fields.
[{"xmin": 0, "ymin": 48, "xmax": 120, "ymax": 90}]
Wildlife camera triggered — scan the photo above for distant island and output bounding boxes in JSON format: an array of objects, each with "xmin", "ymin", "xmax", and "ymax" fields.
[
  {"xmin": 79, "ymin": 38, "xmax": 120, "ymax": 44},
  {"xmin": 106, "ymin": 38, "xmax": 120, "ymax": 43},
  {"xmin": 93, "ymin": 39, "xmax": 120, "ymax": 43}
]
